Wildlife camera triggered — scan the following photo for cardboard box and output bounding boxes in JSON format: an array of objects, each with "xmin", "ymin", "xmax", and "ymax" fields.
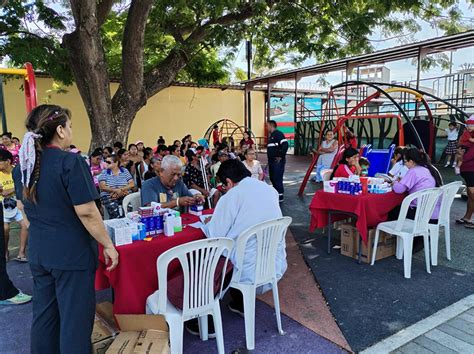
[
  {"xmin": 340, "ymin": 224, "xmax": 396, "ymax": 263},
  {"xmin": 106, "ymin": 315, "xmax": 170, "ymax": 354},
  {"xmin": 92, "ymin": 302, "xmax": 119, "ymax": 354}
]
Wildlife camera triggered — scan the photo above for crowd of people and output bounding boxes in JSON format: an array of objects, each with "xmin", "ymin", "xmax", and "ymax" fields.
[{"xmin": 0, "ymin": 104, "xmax": 290, "ymax": 352}]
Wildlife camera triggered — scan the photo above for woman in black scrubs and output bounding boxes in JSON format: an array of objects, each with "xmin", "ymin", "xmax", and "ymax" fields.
[{"xmin": 14, "ymin": 105, "xmax": 119, "ymax": 354}]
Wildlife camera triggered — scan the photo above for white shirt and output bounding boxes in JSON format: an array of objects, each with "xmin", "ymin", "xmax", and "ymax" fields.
[
  {"xmin": 389, "ymin": 160, "xmax": 409, "ymax": 179},
  {"xmin": 242, "ymin": 160, "xmax": 263, "ymax": 179},
  {"xmin": 445, "ymin": 128, "xmax": 459, "ymax": 141},
  {"xmin": 203, "ymin": 177, "xmax": 287, "ymax": 291}
]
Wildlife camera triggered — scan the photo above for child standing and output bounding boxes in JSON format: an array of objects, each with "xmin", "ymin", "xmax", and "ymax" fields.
[
  {"xmin": 443, "ymin": 122, "xmax": 459, "ymax": 167},
  {"xmin": 0, "ymin": 150, "xmax": 28, "ymax": 262}
]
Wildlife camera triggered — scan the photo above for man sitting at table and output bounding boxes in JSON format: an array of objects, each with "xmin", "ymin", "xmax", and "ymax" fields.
[
  {"xmin": 141, "ymin": 155, "xmax": 200, "ymax": 209},
  {"xmin": 205, "ymin": 159, "xmax": 287, "ymax": 314}
]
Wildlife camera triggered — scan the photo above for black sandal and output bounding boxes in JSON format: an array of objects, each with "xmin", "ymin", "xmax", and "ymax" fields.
[{"xmin": 456, "ymin": 218, "xmax": 472, "ymax": 224}]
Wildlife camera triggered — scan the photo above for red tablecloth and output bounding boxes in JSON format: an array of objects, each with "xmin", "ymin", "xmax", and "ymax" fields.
[
  {"xmin": 95, "ymin": 211, "xmax": 212, "ymax": 314},
  {"xmin": 309, "ymin": 191, "xmax": 405, "ymax": 243}
]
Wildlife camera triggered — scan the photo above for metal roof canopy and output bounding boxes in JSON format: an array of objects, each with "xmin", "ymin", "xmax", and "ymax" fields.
[{"xmin": 242, "ymin": 30, "xmax": 474, "ymax": 86}]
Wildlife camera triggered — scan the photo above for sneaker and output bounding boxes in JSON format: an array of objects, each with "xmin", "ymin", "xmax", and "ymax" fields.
[
  {"xmin": 453, "ymin": 162, "xmax": 457, "ymax": 168},
  {"xmin": 185, "ymin": 317, "xmax": 216, "ymax": 339},
  {"xmin": 228, "ymin": 301, "xmax": 244, "ymax": 318},
  {"xmin": 444, "ymin": 162, "xmax": 450, "ymax": 167},
  {"xmin": 0, "ymin": 291, "xmax": 32, "ymax": 305},
  {"xmin": 454, "ymin": 166, "xmax": 461, "ymax": 175}
]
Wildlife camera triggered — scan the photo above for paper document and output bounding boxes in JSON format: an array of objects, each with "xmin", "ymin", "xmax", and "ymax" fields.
[{"xmin": 189, "ymin": 222, "xmax": 205, "ymax": 229}]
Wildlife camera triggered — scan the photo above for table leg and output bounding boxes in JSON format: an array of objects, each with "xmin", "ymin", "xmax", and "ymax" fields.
[
  {"xmin": 357, "ymin": 235, "xmax": 362, "ymax": 264},
  {"xmin": 327, "ymin": 211, "xmax": 332, "ymax": 255}
]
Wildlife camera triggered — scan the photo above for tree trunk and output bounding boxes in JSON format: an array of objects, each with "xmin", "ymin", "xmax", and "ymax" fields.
[{"xmin": 63, "ymin": 1, "xmax": 115, "ymax": 151}]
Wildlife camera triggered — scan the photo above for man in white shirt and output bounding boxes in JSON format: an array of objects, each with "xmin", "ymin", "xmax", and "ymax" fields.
[{"xmin": 204, "ymin": 159, "xmax": 287, "ymax": 314}]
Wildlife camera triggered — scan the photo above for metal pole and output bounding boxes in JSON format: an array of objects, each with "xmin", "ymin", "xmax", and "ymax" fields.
[
  {"xmin": 415, "ymin": 48, "xmax": 422, "ymax": 118},
  {"xmin": 246, "ymin": 40, "xmax": 252, "ymax": 131},
  {"xmin": 0, "ymin": 76, "xmax": 7, "ymax": 133},
  {"xmin": 244, "ymin": 84, "xmax": 248, "ymax": 129},
  {"xmin": 294, "ymin": 73, "xmax": 298, "ymax": 154}
]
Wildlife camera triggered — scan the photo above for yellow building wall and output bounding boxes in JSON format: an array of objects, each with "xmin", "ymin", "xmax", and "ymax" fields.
[{"xmin": 2, "ymin": 77, "xmax": 265, "ymax": 151}]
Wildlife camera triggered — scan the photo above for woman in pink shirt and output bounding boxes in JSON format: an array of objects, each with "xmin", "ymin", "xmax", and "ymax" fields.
[
  {"xmin": 1, "ymin": 132, "xmax": 20, "ymax": 166},
  {"xmin": 391, "ymin": 148, "xmax": 443, "ymax": 253},
  {"xmin": 392, "ymin": 148, "xmax": 442, "ymax": 221}
]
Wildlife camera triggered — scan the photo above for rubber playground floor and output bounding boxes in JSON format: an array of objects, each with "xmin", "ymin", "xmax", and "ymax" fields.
[{"xmin": 1, "ymin": 155, "xmax": 473, "ymax": 353}]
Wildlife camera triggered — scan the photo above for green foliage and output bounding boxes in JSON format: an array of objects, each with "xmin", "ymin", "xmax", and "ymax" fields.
[{"xmin": 0, "ymin": 0, "xmax": 472, "ymax": 88}]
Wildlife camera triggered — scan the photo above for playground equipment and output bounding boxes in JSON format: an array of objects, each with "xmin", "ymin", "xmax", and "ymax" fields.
[
  {"xmin": 296, "ymin": 80, "xmax": 470, "ymax": 196},
  {"xmin": 0, "ymin": 63, "xmax": 37, "ymax": 113},
  {"xmin": 298, "ymin": 112, "xmax": 404, "ymax": 195},
  {"xmin": 204, "ymin": 118, "xmax": 258, "ymax": 150},
  {"xmin": 0, "ymin": 63, "xmax": 37, "ymax": 133}
]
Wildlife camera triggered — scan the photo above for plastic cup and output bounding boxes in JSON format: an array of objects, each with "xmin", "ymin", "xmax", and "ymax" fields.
[{"xmin": 360, "ymin": 177, "xmax": 369, "ymax": 194}]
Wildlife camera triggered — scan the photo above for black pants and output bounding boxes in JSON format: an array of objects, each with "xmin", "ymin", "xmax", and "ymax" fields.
[
  {"xmin": 268, "ymin": 158, "xmax": 286, "ymax": 195},
  {"xmin": 30, "ymin": 263, "xmax": 96, "ymax": 354},
  {"xmin": 0, "ymin": 207, "xmax": 18, "ymax": 301}
]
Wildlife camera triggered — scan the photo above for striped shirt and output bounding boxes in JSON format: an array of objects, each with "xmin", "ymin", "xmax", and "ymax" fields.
[{"xmin": 98, "ymin": 168, "xmax": 133, "ymax": 198}]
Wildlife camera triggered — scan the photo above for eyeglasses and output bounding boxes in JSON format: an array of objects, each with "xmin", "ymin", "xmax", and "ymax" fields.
[{"xmin": 105, "ymin": 160, "xmax": 113, "ymax": 164}]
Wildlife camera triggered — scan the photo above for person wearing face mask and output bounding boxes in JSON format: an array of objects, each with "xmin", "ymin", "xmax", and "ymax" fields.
[{"xmin": 13, "ymin": 104, "xmax": 118, "ymax": 353}]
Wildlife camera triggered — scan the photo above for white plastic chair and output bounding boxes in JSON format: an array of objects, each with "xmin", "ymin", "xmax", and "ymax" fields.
[
  {"xmin": 122, "ymin": 191, "xmax": 141, "ymax": 213},
  {"xmin": 429, "ymin": 181, "xmax": 462, "ymax": 266},
  {"xmin": 370, "ymin": 188, "xmax": 442, "ymax": 279},
  {"xmin": 146, "ymin": 238, "xmax": 233, "ymax": 354},
  {"xmin": 229, "ymin": 216, "xmax": 292, "ymax": 350}
]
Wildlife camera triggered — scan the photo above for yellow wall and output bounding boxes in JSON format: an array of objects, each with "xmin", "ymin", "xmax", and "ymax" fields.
[{"xmin": 2, "ymin": 77, "xmax": 265, "ymax": 151}]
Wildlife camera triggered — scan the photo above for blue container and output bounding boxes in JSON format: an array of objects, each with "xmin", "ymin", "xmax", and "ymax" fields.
[
  {"xmin": 154, "ymin": 215, "xmax": 163, "ymax": 233},
  {"xmin": 138, "ymin": 223, "xmax": 146, "ymax": 240}
]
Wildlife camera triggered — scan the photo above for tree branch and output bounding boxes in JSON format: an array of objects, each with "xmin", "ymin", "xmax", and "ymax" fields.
[
  {"xmin": 143, "ymin": 2, "xmax": 262, "ymax": 99},
  {"xmin": 97, "ymin": 0, "xmax": 115, "ymax": 27},
  {"xmin": 111, "ymin": 0, "xmax": 153, "ymax": 115}
]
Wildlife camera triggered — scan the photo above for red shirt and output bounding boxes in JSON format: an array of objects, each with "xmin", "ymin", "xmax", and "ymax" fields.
[
  {"xmin": 240, "ymin": 138, "xmax": 255, "ymax": 150},
  {"xmin": 346, "ymin": 136, "xmax": 357, "ymax": 149},
  {"xmin": 333, "ymin": 164, "xmax": 356, "ymax": 178},
  {"xmin": 212, "ymin": 130, "xmax": 220, "ymax": 144},
  {"xmin": 459, "ymin": 130, "xmax": 474, "ymax": 147}
]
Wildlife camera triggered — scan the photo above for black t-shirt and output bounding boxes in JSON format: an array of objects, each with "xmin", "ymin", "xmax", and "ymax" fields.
[{"xmin": 13, "ymin": 147, "xmax": 99, "ymax": 270}]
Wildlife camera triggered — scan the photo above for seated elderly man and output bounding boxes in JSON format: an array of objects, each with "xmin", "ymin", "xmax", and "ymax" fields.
[
  {"xmin": 141, "ymin": 155, "xmax": 199, "ymax": 208},
  {"xmin": 204, "ymin": 159, "xmax": 287, "ymax": 314}
]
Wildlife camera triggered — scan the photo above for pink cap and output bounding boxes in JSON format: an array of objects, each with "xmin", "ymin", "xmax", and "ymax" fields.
[
  {"xmin": 135, "ymin": 140, "xmax": 144, "ymax": 145},
  {"xmin": 70, "ymin": 148, "xmax": 81, "ymax": 154},
  {"xmin": 466, "ymin": 115, "xmax": 474, "ymax": 125}
]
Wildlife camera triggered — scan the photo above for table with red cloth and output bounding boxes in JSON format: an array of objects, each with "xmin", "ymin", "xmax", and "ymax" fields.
[
  {"xmin": 309, "ymin": 191, "xmax": 405, "ymax": 253},
  {"xmin": 95, "ymin": 211, "xmax": 212, "ymax": 314}
]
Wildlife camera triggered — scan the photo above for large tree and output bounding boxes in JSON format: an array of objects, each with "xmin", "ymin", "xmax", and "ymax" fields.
[{"xmin": 0, "ymin": 0, "xmax": 470, "ymax": 149}]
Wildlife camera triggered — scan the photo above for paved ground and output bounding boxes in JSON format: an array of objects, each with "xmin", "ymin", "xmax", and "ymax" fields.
[
  {"xmin": 2, "ymin": 154, "xmax": 473, "ymax": 353},
  {"xmin": 276, "ymin": 155, "xmax": 474, "ymax": 352},
  {"xmin": 361, "ymin": 295, "xmax": 474, "ymax": 354},
  {"xmin": 394, "ymin": 310, "xmax": 474, "ymax": 354}
]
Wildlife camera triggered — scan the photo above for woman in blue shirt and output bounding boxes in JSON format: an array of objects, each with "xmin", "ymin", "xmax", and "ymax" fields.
[{"xmin": 14, "ymin": 105, "xmax": 119, "ymax": 354}]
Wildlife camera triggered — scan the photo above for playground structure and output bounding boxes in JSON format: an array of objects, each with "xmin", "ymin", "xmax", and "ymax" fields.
[
  {"xmin": 296, "ymin": 80, "xmax": 472, "ymax": 196},
  {"xmin": 0, "ymin": 63, "xmax": 37, "ymax": 132},
  {"xmin": 204, "ymin": 118, "xmax": 259, "ymax": 150},
  {"xmin": 298, "ymin": 107, "xmax": 406, "ymax": 196}
]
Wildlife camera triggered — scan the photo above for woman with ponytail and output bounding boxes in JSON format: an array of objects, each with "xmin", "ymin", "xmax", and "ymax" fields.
[
  {"xmin": 13, "ymin": 104, "xmax": 119, "ymax": 353},
  {"xmin": 392, "ymin": 147, "xmax": 443, "ymax": 220}
]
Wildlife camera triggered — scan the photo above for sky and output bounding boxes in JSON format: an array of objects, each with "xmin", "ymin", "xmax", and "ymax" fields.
[{"xmin": 231, "ymin": 0, "xmax": 474, "ymax": 90}]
